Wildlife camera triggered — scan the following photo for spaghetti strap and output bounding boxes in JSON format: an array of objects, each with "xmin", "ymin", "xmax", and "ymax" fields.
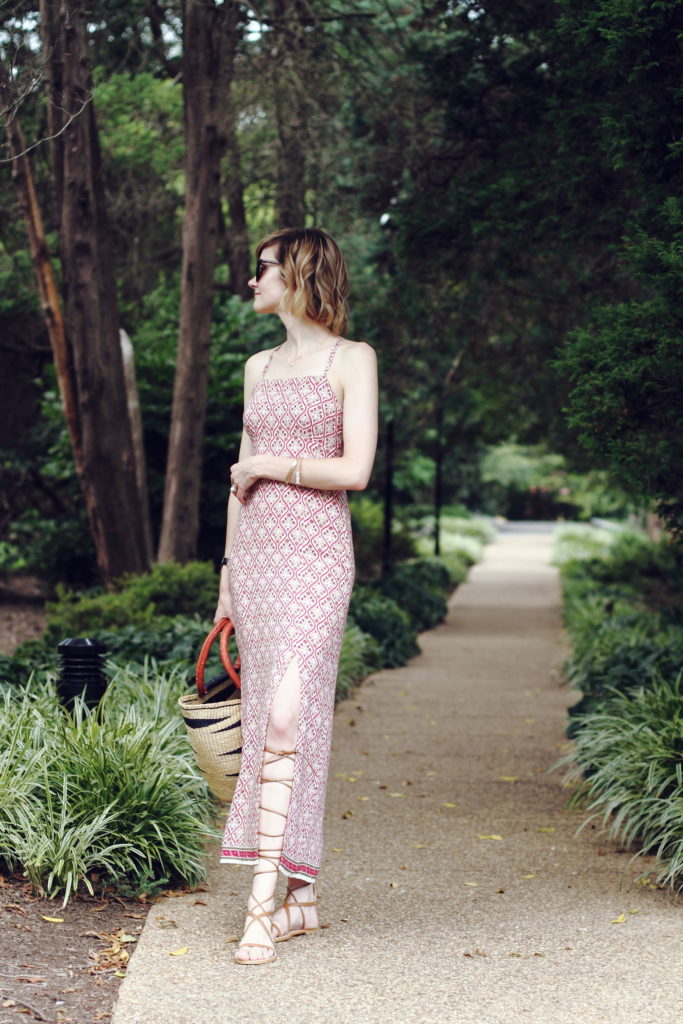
[
  {"xmin": 261, "ymin": 346, "xmax": 280, "ymax": 380},
  {"xmin": 324, "ymin": 337, "xmax": 343, "ymax": 374}
]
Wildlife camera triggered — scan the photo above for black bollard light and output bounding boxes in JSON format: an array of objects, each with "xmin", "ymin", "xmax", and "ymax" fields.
[{"xmin": 56, "ymin": 638, "xmax": 108, "ymax": 712}]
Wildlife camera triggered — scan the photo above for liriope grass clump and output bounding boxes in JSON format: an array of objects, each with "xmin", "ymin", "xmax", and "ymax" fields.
[
  {"xmin": 559, "ymin": 671, "xmax": 683, "ymax": 890},
  {"xmin": 0, "ymin": 668, "xmax": 218, "ymax": 905}
]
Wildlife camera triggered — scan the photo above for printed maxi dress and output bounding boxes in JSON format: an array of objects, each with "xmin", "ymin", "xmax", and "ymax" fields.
[{"xmin": 221, "ymin": 337, "xmax": 354, "ymax": 881}]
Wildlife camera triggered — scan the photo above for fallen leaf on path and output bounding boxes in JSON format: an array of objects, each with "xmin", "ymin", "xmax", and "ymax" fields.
[
  {"xmin": 40, "ymin": 915, "xmax": 64, "ymax": 923},
  {"xmin": 478, "ymin": 834, "xmax": 503, "ymax": 840},
  {"xmin": 389, "ymin": 882, "xmax": 398, "ymax": 889},
  {"xmin": 169, "ymin": 947, "xmax": 188, "ymax": 956},
  {"xmin": 612, "ymin": 913, "xmax": 626, "ymax": 924},
  {"xmin": 341, "ymin": 810, "xmax": 354, "ymax": 819},
  {"xmin": 629, "ymin": 908, "xmax": 639, "ymax": 915},
  {"xmin": 14, "ymin": 977, "xmax": 45, "ymax": 984},
  {"xmin": 389, "ymin": 792, "xmax": 405, "ymax": 798},
  {"xmin": 499, "ymin": 776, "xmax": 517, "ymax": 782},
  {"xmin": 537, "ymin": 827, "xmax": 556, "ymax": 833},
  {"xmin": 123, "ymin": 913, "xmax": 145, "ymax": 919},
  {"xmin": 4, "ymin": 904, "xmax": 27, "ymax": 916},
  {"xmin": 357, "ymin": 795, "xmax": 370, "ymax": 801},
  {"xmin": 442, "ymin": 802, "xmax": 456, "ymax": 808},
  {"xmin": 426, "ymin": 771, "xmax": 436, "ymax": 777},
  {"xmin": 332, "ymin": 848, "xmax": 344, "ymax": 852},
  {"xmin": 193, "ymin": 899, "xmax": 208, "ymax": 906},
  {"xmin": 88, "ymin": 904, "xmax": 109, "ymax": 913},
  {"xmin": 412, "ymin": 843, "xmax": 426, "ymax": 849},
  {"xmin": 114, "ymin": 970, "xmax": 126, "ymax": 978},
  {"xmin": 463, "ymin": 949, "xmax": 490, "ymax": 958},
  {"xmin": 463, "ymin": 882, "xmax": 478, "ymax": 887},
  {"xmin": 521, "ymin": 874, "xmax": 537, "ymax": 879}
]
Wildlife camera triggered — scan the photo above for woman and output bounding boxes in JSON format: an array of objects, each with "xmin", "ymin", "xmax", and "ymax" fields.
[{"xmin": 214, "ymin": 227, "xmax": 378, "ymax": 965}]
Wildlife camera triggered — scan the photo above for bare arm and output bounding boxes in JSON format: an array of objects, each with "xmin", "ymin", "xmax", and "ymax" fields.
[
  {"xmin": 214, "ymin": 355, "xmax": 263, "ymax": 622},
  {"xmin": 230, "ymin": 342, "xmax": 378, "ymax": 495}
]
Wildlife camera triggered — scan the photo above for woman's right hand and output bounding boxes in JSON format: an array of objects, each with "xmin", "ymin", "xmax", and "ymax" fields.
[{"xmin": 214, "ymin": 572, "xmax": 234, "ymax": 623}]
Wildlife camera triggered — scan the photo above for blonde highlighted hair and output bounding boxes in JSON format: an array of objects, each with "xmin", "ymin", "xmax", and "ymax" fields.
[{"xmin": 256, "ymin": 227, "xmax": 349, "ymax": 335}]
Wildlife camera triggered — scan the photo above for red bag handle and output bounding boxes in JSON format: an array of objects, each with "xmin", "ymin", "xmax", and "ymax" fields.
[{"xmin": 195, "ymin": 617, "xmax": 241, "ymax": 697}]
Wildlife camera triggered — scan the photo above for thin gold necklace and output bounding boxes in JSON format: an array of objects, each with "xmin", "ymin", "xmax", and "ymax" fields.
[{"xmin": 278, "ymin": 339, "xmax": 336, "ymax": 368}]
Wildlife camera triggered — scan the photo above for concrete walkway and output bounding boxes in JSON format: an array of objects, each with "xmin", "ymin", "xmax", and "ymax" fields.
[{"xmin": 113, "ymin": 526, "xmax": 682, "ymax": 1024}]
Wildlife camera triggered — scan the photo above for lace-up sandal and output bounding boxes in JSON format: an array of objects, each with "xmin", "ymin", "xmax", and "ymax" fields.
[
  {"xmin": 272, "ymin": 885, "xmax": 318, "ymax": 943},
  {"xmin": 234, "ymin": 894, "xmax": 278, "ymax": 965},
  {"xmin": 234, "ymin": 747, "xmax": 296, "ymax": 965}
]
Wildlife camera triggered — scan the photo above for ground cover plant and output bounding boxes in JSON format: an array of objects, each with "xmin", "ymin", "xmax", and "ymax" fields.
[
  {"xmin": 0, "ymin": 669, "xmax": 216, "ymax": 904},
  {"xmin": 553, "ymin": 523, "xmax": 683, "ymax": 888}
]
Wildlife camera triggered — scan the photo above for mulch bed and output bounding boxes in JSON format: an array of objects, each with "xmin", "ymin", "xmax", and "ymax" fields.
[{"xmin": 0, "ymin": 870, "xmax": 201, "ymax": 1024}]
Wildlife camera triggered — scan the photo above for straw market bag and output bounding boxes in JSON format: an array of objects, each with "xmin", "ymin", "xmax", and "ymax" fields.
[{"xmin": 178, "ymin": 617, "xmax": 242, "ymax": 802}]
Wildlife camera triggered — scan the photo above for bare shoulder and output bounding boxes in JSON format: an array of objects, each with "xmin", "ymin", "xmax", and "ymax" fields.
[
  {"xmin": 337, "ymin": 339, "xmax": 377, "ymax": 371},
  {"xmin": 245, "ymin": 347, "xmax": 276, "ymax": 374}
]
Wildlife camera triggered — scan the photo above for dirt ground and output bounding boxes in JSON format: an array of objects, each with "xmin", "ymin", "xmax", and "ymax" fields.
[
  {"xmin": 0, "ymin": 871, "xmax": 152, "ymax": 1024},
  {"xmin": 0, "ymin": 575, "xmax": 47, "ymax": 656}
]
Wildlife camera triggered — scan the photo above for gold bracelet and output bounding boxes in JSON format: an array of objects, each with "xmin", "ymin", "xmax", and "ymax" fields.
[{"xmin": 284, "ymin": 458, "xmax": 297, "ymax": 484}]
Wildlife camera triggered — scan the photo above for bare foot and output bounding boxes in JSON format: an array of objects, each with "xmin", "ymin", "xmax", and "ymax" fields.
[{"xmin": 271, "ymin": 882, "xmax": 318, "ymax": 942}]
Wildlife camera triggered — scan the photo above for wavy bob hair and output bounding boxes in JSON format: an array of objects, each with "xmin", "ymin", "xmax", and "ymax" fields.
[{"xmin": 256, "ymin": 227, "xmax": 349, "ymax": 336}]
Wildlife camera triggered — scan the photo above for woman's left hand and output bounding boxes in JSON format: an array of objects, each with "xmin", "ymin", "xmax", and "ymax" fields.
[{"xmin": 230, "ymin": 456, "xmax": 260, "ymax": 504}]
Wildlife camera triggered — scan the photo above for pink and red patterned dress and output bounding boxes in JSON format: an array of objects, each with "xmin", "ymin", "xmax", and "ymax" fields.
[{"xmin": 221, "ymin": 338, "xmax": 354, "ymax": 881}]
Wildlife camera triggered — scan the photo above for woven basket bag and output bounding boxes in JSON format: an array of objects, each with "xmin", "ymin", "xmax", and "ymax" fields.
[{"xmin": 178, "ymin": 617, "xmax": 242, "ymax": 802}]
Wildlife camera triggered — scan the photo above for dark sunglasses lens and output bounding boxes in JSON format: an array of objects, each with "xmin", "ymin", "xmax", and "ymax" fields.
[{"xmin": 255, "ymin": 261, "xmax": 264, "ymax": 281}]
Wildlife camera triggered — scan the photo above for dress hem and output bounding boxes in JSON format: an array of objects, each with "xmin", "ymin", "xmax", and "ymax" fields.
[{"xmin": 220, "ymin": 850, "xmax": 319, "ymax": 882}]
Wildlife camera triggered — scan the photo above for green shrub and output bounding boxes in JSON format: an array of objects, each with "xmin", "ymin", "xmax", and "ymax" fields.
[
  {"xmin": 375, "ymin": 565, "xmax": 448, "ymax": 633},
  {"xmin": 415, "ymin": 530, "xmax": 483, "ymax": 566},
  {"xmin": 558, "ymin": 672, "xmax": 683, "ymax": 890},
  {"xmin": 565, "ymin": 613, "xmax": 683, "ymax": 734},
  {"xmin": 349, "ymin": 495, "xmax": 418, "ymax": 577},
  {"xmin": 439, "ymin": 514, "xmax": 497, "ymax": 545},
  {"xmin": 0, "ymin": 673, "xmax": 217, "ymax": 903},
  {"xmin": 42, "ymin": 562, "xmax": 218, "ymax": 643},
  {"xmin": 552, "ymin": 523, "xmax": 623, "ymax": 565},
  {"xmin": 398, "ymin": 556, "xmax": 452, "ymax": 595},
  {"xmin": 348, "ymin": 587, "xmax": 419, "ymax": 667},
  {"xmin": 336, "ymin": 624, "xmax": 381, "ymax": 702}
]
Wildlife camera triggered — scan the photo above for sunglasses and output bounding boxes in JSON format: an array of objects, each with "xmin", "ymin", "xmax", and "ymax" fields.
[{"xmin": 255, "ymin": 258, "xmax": 281, "ymax": 281}]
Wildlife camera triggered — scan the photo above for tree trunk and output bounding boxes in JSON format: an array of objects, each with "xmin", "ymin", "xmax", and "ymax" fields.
[
  {"xmin": 120, "ymin": 329, "xmax": 154, "ymax": 564},
  {"xmin": 157, "ymin": 0, "xmax": 240, "ymax": 562},
  {"xmin": 39, "ymin": 1, "xmax": 151, "ymax": 583},
  {"xmin": 0, "ymin": 61, "xmax": 82, "ymax": 473}
]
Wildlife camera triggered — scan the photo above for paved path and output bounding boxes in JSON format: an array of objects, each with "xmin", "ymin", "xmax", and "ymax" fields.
[{"xmin": 113, "ymin": 527, "xmax": 682, "ymax": 1024}]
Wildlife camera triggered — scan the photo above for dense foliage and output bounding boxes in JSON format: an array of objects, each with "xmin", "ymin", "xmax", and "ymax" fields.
[
  {"xmin": 1, "ymin": 1, "xmax": 677, "ymax": 583},
  {"xmin": 553, "ymin": 525, "xmax": 683, "ymax": 888}
]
